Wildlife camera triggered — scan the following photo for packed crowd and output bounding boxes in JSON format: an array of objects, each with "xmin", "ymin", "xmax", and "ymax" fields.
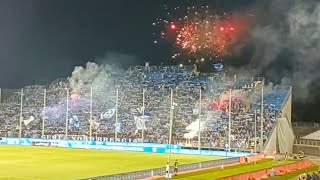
[{"xmin": 0, "ymin": 64, "xmax": 289, "ymax": 150}]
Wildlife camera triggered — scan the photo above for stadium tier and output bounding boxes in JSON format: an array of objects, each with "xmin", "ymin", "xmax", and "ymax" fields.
[{"xmin": 0, "ymin": 65, "xmax": 291, "ymax": 152}]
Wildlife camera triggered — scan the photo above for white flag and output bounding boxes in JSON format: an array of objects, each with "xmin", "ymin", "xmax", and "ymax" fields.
[
  {"xmin": 134, "ymin": 116, "xmax": 146, "ymax": 130},
  {"xmin": 89, "ymin": 120, "xmax": 100, "ymax": 130},
  {"xmin": 23, "ymin": 116, "xmax": 34, "ymax": 126},
  {"xmin": 193, "ymin": 109, "xmax": 199, "ymax": 115}
]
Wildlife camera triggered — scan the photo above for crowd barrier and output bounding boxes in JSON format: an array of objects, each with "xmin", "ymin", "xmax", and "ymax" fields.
[{"xmin": 0, "ymin": 137, "xmax": 248, "ymax": 157}]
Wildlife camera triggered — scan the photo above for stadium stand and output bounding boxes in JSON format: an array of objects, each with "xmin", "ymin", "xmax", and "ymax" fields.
[{"xmin": 0, "ymin": 64, "xmax": 291, "ymax": 152}]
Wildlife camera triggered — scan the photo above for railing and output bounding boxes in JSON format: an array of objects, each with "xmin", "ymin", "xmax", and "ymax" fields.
[
  {"xmin": 292, "ymin": 122, "xmax": 320, "ymax": 128},
  {"xmin": 80, "ymin": 157, "xmax": 240, "ymax": 180},
  {"xmin": 294, "ymin": 139, "xmax": 320, "ymax": 146}
]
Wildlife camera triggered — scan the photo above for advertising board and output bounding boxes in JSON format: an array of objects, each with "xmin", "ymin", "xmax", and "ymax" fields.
[
  {"xmin": 32, "ymin": 141, "xmax": 51, "ymax": 147},
  {"xmin": 0, "ymin": 137, "xmax": 246, "ymax": 157}
]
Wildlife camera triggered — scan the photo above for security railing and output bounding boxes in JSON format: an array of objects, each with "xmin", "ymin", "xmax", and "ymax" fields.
[{"xmin": 79, "ymin": 157, "xmax": 239, "ymax": 180}]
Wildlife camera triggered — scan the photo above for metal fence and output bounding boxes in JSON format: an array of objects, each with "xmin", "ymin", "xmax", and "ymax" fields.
[
  {"xmin": 80, "ymin": 157, "xmax": 239, "ymax": 180},
  {"xmin": 292, "ymin": 122, "xmax": 320, "ymax": 128}
]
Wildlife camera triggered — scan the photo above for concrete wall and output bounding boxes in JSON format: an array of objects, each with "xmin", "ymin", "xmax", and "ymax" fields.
[{"xmin": 293, "ymin": 144, "xmax": 320, "ymax": 156}]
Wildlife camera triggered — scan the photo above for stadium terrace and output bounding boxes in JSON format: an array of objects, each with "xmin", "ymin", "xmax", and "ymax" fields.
[{"xmin": 0, "ymin": 64, "xmax": 292, "ymax": 154}]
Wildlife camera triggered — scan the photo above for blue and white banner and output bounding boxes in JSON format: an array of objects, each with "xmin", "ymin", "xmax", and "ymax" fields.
[
  {"xmin": 213, "ymin": 63, "xmax": 224, "ymax": 72},
  {"xmin": 100, "ymin": 108, "xmax": 116, "ymax": 120},
  {"xmin": 69, "ymin": 115, "xmax": 80, "ymax": 130},
  {"xmin": 137, "ymin": 107, "xmax": 152, "ymax": 121},
  {"xmin": 116, "ymin": 123, "xmax": 122, "ymax": 133}
]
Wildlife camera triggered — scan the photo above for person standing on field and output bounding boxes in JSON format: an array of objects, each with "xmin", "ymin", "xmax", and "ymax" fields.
[{"xmin": 174, "ymin": 159, "xmax": 179, "ymax": 176}]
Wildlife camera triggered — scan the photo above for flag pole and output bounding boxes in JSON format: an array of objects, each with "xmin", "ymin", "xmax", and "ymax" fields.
[
  {"xmin": 42, "ymin": 88, "xmax": 46, "ymax": 138},
  {"xmin": 115, "ymin": 88, "xmax": 119, "ymax": 140},
  {"xmin": 254, "ymin": 109, "xmax": 257, "ymax": 165},
  {"xmin": 228, "ymin": 89, "xmax": 232, "ymax": 152},
  {"xmin": 260, "ymin": 78, "xmax": 264, "ymax": 152},
  {"xmin": 142, "ymin": 89, "xmax": 145, "ymax": 142},
  {"xmin": 19, "ymin": 88, "xmax": 23, "ymax": 139},
  {"xmin": 89, "ymin": 85, "xmax": 93, "ymax": 141},
  {"xmin": 167, "ymin": 88, "xmax": 174, "ymax": 178},
  {"xmin": 65, "ymin": 88, "xmax": 69, "ymax": 138},
  {"xmin": 198, "ymin": 87, "xmax": 202, "ymax": 151}
]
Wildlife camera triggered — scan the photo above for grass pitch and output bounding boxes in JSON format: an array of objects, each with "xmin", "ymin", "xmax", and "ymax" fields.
[{"xmin": 0, "ymin": 146, "xmax": 223, "ymax": 180}]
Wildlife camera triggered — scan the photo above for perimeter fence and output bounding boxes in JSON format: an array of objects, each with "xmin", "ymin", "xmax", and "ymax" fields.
[{"xmin": 80, "ymin": 157, "xmax": 239, "ymax": 180}]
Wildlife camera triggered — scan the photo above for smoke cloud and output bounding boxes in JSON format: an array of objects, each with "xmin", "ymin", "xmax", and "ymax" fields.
[
  {"xmin": 184, "ymin": 118, "xmax": 205, "ymax": 139},
  {"xmin": 68, "ymin": 52, "xmax": 135, "ymax": 91},
  {"xmin": 247, "ymin": 0, "xmax": 320, "ymax": 101},
  {"xmin": 44, "ymin": 52, "xmax": 135, "ymax": 120},
  {"xmin": 69, "ymin": 62, "xmax": 118, "ymax": 91}
]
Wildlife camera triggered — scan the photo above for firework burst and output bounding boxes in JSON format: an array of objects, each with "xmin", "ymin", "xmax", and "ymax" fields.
[{"xmin": 153, "ymin": 5, "xmax": 249, "ymax": 62}]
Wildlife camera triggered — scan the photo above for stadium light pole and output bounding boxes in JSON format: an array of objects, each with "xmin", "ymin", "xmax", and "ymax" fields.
[
  {"xmin": 65, "ymin": 88, "xmax": 69, "ymax": 138},
  {"xmin": 89, "ymin": 85, "xmax": 93, "ymax": 141},
  {"xmin": 198, "ymin": 87, "xmax": 202, "ymax": 152},
  {"xmin": 260, "ymin": 78, "xmax": 264, "ymax": 152},
  {"xmin": 167, "ymin": 88, "xmax": 174, "ymax": 177},
  {"xmin": 115, "ymin": 88, "xmax": 119, "ymax": 141},
  {"xmin": 142, "ymin": 88, "xmax": 145, "ymax": 142},
  {"xmin": 228, "ymin": 89, "xmax": 232, "ymax": 152},
  {"xmin": 19, "ymin": 88, "xmax": 23, "ymax": 139},
  {"xmin": 42, "ymin": 88, "xmax": 46, "ymax": 138}
]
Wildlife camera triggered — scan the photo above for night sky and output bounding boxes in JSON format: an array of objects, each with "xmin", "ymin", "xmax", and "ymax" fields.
[{"xmin": 0, "ymin": 0, "xmax": 319, "ymax": 122}]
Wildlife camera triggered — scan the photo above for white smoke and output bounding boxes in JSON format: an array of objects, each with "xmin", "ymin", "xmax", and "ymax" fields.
[
  {"xmin": 184, "ymin": 118, "xmax": 205, "ymax": 139},
  {"xmin": 44, "ymin": 52, "xmax": 134, "ymax": 120},
  {"xmin": 184, "ymin": 104, "xmax": 222, "ymax": 139}
]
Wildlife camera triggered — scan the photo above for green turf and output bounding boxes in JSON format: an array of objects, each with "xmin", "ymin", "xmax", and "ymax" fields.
[
  {"xmin": 164, "ymin": 159, "xmax": 297, "ymax": 180},
  {"xmin": 0, "ymin": 146, "xmax": 222, "ymax": 180}
]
